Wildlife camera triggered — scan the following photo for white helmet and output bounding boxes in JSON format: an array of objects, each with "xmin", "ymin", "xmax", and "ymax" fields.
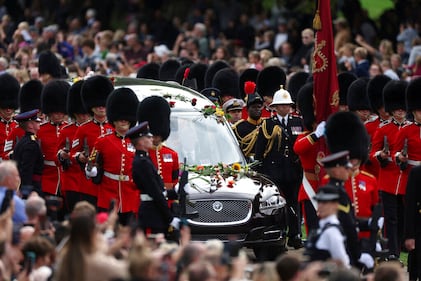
[{"xmin": 270, "ymin": 86, "xmax": 293, "ymax": 106}]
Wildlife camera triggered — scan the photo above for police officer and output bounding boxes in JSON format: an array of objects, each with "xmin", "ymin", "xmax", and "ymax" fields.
[
  {"xmin": 304, "ymin": 184, "xmax": 350, "ymax": 267},
  {"xmin": 70, "ymin": 75, "xmax": 114, "ymax": 206},
  {"xmin": 87, "ymin": 87, "xmax": 140, "ymax": 225},
  {"xmin": 12, "ymin": 109, "xmax": 43, "ymax": 198},
  {"xmin": 126, "ymin": 121, "xmax": 180, "ymax": 236},
  {"xmin": 0, "ymin": 73, "xmax": 19, "ymax": 161},
  {"xmin": 255, "ymin": 86, "xmax": 304, "ymax": 249},
  {"xmin": 232, "ymin": 82, "xmax": 264, "ymax": 159}
]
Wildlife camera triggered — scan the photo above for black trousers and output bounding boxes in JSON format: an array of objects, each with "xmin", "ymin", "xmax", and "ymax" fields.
[
  {"xmin": 381, "ymin": 191, "xmax": 405, "ymax": 256},
  {"xmin": 275, "ymin": 179, "xmax": 301, "ymax": 238}
]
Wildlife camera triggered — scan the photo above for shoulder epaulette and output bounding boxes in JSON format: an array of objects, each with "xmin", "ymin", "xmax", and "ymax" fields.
[
  {"xmin": 30, "ymin": 135, "xmax": 37, "ymax": 141},
  {"xmin": 379, "ymin": 119, "xmax": 392, "ymax": 128},
  {"xmin": 361, "ymin": 170, "xmax": 375, "ymax": 179},
  {"xmin": 402, "ymin": 121, "xmax": 413, "ymax": 128}
]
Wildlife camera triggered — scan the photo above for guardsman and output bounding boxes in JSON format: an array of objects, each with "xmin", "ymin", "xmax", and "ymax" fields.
[
  {"xmin": 137, "ymin": 96, "xmax": 179, "ymax": 191},
  {"xmin": 12, "ymin": 109, "xmax": 43, "ymax": 198},
  {"xmin": 256, "ymin": 66, "xmax": 286, "ymax": 118},
  {"xmin": 304, "ymin": 184, "xmax": 350, "ymax": 267},
  {"xmin": 0, "ymin": 73, "xmax": 19, "ymax": 161},
  {"xmin": 323, "ymin": 111, "xmax": 378, "ymax": 240},
  {"xmin": 255, "ymin": 86, "xmax": 304, "ymax": 249},
  {"xmin": 4, "ymin": 79, "xmax": 44, "ymax": 160},
  {"xmin": 337, "ymin": 71, "xmax": 357, "ymax": 112},
  {"xmin": 232, "ymin": 81, "xmax": 264, "ymax": 160},
  {"xmin": 37, "ymin": 80, "xmax": 69, "ymax": 197},
  {"xmin": 87, "ymin": 87, "xmax": 139, "ymax": 225},
  {"xmin": 364, "ymin": 75, "xmax": 392, "ymax": 177},
  {"xmin": 293, "ymin": 82, "xmax": 326, "ymax": 233},
  {"xmin": 404, "ymin": 166, "xmax": 421, "ymax": 281},
  {"xmin": 126, "ymin": 121, "xmax": 180, "ymax": 236},
  {"xmin": 370, "ymin": 80, "xmax": 410, "ymax": 260},
  {"xmin": 70, "ymin": 75, "xmax": 114, "ymax": 206},
  {"xmin": 347, "ymin": 77, "xmax": 371, "ymax": 122},
  {"xmin": 318, "ymin": 150, "xmax": 374, "ymax": 270},
  {"xmin": 56, "ymin": 80, "xmax": 91, "ymax": 212}
]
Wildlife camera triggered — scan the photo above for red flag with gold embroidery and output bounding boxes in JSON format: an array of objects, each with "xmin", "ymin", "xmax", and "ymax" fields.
[{"xmin": 312, "ymin": 0, "xmax": 339, "ymax": 123}]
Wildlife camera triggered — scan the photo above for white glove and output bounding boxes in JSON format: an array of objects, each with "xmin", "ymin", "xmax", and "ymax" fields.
[
  {"xmin": 170, "ymin": 217, "xmax": 181, "ymax": 230},
  {"xmin": 314, "ymin": 121, "xmax": 326, "ymax": 138},
  {"xmin": 377, "ymin": 217, "xmax": 384, "ymax": 229},
  {"xmin": 85, "ymin": 166, "xmax": 98, "ymax": 177},
  {"xmin": 359, "ymin": 252, "xmax": 374, "ymax": 269}
]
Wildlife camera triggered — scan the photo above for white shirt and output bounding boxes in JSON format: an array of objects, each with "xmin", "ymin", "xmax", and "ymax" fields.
[
  {"xmin": 316, "ymin": 214, "xmax": 350, "ymax": 267},
  {"xmin": 277, "ymin": 114, "xmax": 288, "ymax": 127}
]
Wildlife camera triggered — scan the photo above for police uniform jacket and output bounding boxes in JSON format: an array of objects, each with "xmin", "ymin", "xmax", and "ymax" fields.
[
  {"xmin": 370, "ymin": 119, "xmax": 410, "ymax": 195},
  {"xmin": 13, "ymin": 132, "xmax": 43, "ymax": 191},
  {"xmin": 37, "ymin": 121, "xmax": 67, "ymax": 195},
  {"xmin": 0, "ymin": 117, "xmax": 17, "ymax": 160},
  {"xmin": 93, "ymin": 132, "xmax": 139, "ymax": 213},
  {"xmin": 232, "ymin": 117, "xmax": 263, "ymax": 158},
  {"xmin": 3, "ymin": 126, "xmax": 25, "ymax": 160},
  {"xmin": 132, "ymin": 149, "xmax": 173, "ymax": 229},
  {"xmin": 328, "ymin": 177, "xmax": 361, "ymax": 265},
  {"xmin": 149, "ymin": 144, "xmax": 179, "ymax": 189},
  {"xmin": 70, "ymin": 119, "xmax": 114, "ymax": 197},
  {"xmin": 294, "ymin": 131, "xmax": 324, "ymax": 202},
  {"xmin": 255, "ymin": 114, "xmax": 303, "ymax": 183}
]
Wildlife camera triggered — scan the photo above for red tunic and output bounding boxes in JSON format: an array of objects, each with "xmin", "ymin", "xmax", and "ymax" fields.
[
  {"xmin": 3, "ymin": 125, "xmax": 24, "ymax": 160},
  {"xmin": 37, "ymin": 121, "xmax": 67, "ymax": 195},
  {"xmin": 293, "ymin": 131, "xmax": 325, "ymax": 202},
  {"xmin": 149, "ymin": 144, "xmax": 180, "ymax": 189},
  {"xmin": 394, "ymin": 122, "xmax": 421, "ymax": 168},
  {"xmin": 370, "ymin": 119, "xmax": 410, "ymax": 195},
  {"xmin": 70, "ymin": 119, "xmax": 114, "ymax": 197},
  {"xmin": 93, "ymin": 132, "xmax": 139, "ymax": 213},
  {"xmin": 0, "ymin": 118, "xmax": 17, "ymax": 160},
  {"xmin": 363, "ymin": 117, "xmax": 381, "ymax": 177}
]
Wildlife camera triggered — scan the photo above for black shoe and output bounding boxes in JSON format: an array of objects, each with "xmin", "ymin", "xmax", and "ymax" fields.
[{"xmin": 287, "ymin": 237, "xmax": 304, "ymax": 249}]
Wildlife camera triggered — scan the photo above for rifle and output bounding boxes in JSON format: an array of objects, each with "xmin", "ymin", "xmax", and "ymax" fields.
[
  {"xmin": 399, "ymin": 138, "xmax": 408, "ymax": 170},
  {"xmin": 380, "ymin": 136, "xmax": 390, "ymax": 168},
  {"xmin": 84, "ymin": 137, "xmax": 94, "ymax": 172},
  {"xmin": 62, "ymin": 137, "xmax": 71, "ymax": 170}
]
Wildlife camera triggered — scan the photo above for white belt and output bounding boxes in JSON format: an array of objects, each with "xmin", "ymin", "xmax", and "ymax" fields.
[
  {"xmin": 407, "ymin": 159, "xmax": 421, "ymax": 166},
  {"xmin": 104, "ymin": 171, "xmax": 130, "ymax": 181},
  {"xmin": 141, "ymin": 194, "xmax": 153, "ymax": 201},
  {"xmin": 44, "ymin": 160, "xmax": 56, "ymax": 167}
]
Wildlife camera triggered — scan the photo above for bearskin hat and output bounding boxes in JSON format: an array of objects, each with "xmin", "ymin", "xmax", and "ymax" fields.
[
  {"xmin": 41, "ymin": 80, "xmax": 70, "ymax": 114},
  {"xmin": 337, "ymin": 72, "xmax": 357, "ymax": 106},
  {"xmin": 38, "ymin": 50, "xmax": 61, "ymax": 78},
  {"xmin": 287, "ymin": 71, "xmax": 310, "ymax": 103},
  {"xmin": 188, "ymin": 63, "xmax": 208, "ymax": 92},
  {"xmin": 296, "ymin": 82, "xmax": 315, "ymax": 131},
  {"xmin": 347, "ymin": 77, "xmax": 371, "ymax": 111},
  {"xmin": 239, "ymin": 68, "xmax": 259, "ymax": 100},
  {"xmin": 383, "ymin": 80, "xmax": 408, "ymax": 113},
  {"xmin": 175, "ymin": 64, "xmax": 197, "ymax": 90},
  {"xmin": 212, "ymin": 68, "xmax": 240, "ymax": 99},
  {"xmin": 137, "ymin": 96, "xmax": 171, "ymax": 141},
  {"xmin": 367, "ymin": 75, "xmax": 391, "ymax": 113},
  {"xmin": 81, "ymin": 75, "xmax": 114, "ymax": 115},
  {"xmin": 204, "ymin": 60, "xmax": 229, "ymax": 88},
  {"xmin": 325, "ymin": 111, "xmax": 370, "ymax": 164},
  {"xmin": 19, "ymin": 79, "xmax": 43, "ymax": 113},
  {"xmin": 106, "ymin": 87, "xmax": 139, "ymax": 128},
  {"xmin": 159, "ymin": 59, "xmax": 181, "ymax": 81},
  {"xmin": 136, "ymin": 63, "xmax": 160, "ymax": 80},
  {"xmin": 0, "ymin": 73, "xmax": 20, "ymax": 109},
  {"xmin": 406, "ymin": 77, "xmax": 421, "ymax": 112},
  {"xmin": 67, "ymin": 80, "xmax": 88, "ymax": 118},
  {"xmin": 257, "ymin": 66, "xmax": 286, "ymax": 98}
]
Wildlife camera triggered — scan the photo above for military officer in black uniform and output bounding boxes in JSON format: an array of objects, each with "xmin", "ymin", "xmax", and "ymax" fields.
[
  {"xmin": 232, "ymin": 85, "xmax": 264, "ymax": 160},
  {"xmin": 126, "ymin": 121, "xmax": 180, "ymax": 236},
  {"xmin": 404, "ymin": 165, "xmax": 421, "ymax": 281},
  {"xmin": 12, "ymin": 109, "xmax": 43, "ymax": 198},
  {"xmin": 255, "ymin": 86, "xmax": 304, "ymax": 249}
]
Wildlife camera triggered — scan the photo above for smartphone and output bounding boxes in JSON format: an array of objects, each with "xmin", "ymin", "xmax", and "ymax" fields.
[
  {"xmin": 25, "ymin": 251, "xmax": 36, "ymax": 275},
  {"xmin": 0, "ymin": 189, "xmax": 13, "ymax": 214}
]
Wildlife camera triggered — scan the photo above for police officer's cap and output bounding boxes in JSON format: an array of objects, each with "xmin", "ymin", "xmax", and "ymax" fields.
[
  {"xmin": 200, "ymin": 87, "xmax": 220, "ymax": 103},
  {"xmin": 126, "ymin": 121, "xmax": 153, "ymax": 139},
  {"xmin": 313, "ymin": 184, "xmax": 340, "ymax": 202},
  {"xmin": 14, "ymin": 109, "xmax": 41, "ymax": 122},
  {"xmin": 318, "ymin": 150, "xmax": 352, "ymax": 169}
]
